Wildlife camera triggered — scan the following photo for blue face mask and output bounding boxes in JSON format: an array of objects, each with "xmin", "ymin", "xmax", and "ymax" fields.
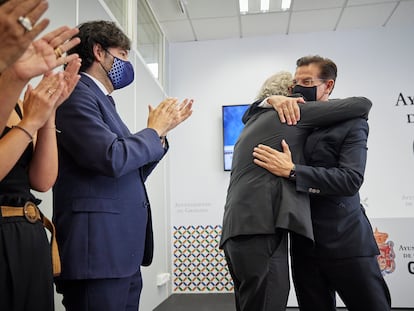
[{"xmin": 106, "ymin": 52, "xmax": 135, "ymax": 90}]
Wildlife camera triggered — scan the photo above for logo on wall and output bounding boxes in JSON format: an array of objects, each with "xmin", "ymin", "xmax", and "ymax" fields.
[{"xmin": 374, "ymin": 227, "xmax": 396, "ymax": 275}]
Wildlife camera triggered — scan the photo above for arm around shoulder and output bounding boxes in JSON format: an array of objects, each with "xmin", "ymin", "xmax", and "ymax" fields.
[{"xmin": 330, "ymin": 96, "xmax": 372, "ymax": 119}]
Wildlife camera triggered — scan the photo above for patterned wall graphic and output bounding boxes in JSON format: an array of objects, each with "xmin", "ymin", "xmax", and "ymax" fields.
[{"xmin": 172, "ymin": 225, "xmax": 233, "ymax": 292}]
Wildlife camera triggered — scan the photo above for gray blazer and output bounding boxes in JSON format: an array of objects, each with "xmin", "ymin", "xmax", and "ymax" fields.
[{"xmin": 220, "ymin": 97, "xmax": 372, "ymax": 247}]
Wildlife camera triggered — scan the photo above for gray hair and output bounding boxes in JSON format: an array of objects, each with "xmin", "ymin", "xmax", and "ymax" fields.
[{"xmin": 255, "ymin": 71, "xmax": 293, "ymax": 101}]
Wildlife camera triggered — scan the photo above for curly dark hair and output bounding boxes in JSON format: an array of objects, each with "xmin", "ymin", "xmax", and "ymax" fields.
[{"xmin": 68, "ymin": 20, "xmax": 131, "ymax": 72}]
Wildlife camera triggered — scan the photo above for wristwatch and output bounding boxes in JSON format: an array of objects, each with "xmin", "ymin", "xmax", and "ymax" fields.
[{"xmin": 288, "ymin": 164, "xmax": 296, "ymax": 181}]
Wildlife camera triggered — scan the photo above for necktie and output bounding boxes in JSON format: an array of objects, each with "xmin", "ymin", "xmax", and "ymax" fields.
[{"xmin": 107, "ymin": 95, "xmax": 116, "ymax": 107}]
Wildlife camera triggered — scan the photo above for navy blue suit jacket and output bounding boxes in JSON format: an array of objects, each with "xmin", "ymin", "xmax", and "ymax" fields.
[
  {"xmin": 53, "ymin": 74, "xmax": 167, "ymax": 279},
  {"xmin": 292, "ymin": 117, "xmax": 379, "ymax": 258}
]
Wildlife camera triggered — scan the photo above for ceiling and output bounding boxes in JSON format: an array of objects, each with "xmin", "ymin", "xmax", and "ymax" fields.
[{"xmin": 146, "ymin": 0, "xmax": 414, "ymax": 43}]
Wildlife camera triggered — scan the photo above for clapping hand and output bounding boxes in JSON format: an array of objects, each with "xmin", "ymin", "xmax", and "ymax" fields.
[
  {"xmin": 0, "ymin": 0, "xmax": 49, "ymax": 72},
  {"xmin": 147, "ymin": 97, "xmax": 194, "ymax": 137},
  {"xmin": 21, "ymin": 72, "xmax": 65, "ymax": 131},
  {"xmin": 10, "ymin": 26, "xmax": 81, "ymax": 81},
  {"xmin": 47, "ymin": 57, "xmax": 81, "ymax": 108}
]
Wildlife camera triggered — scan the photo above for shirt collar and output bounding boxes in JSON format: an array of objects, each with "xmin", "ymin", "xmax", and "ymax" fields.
[{"xmin": 81, "ymin": 72, "xmax": 110, "ymax": 96}]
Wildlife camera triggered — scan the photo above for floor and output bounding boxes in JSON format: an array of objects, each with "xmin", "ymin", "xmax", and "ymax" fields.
[{"xmin": 153, "ymin": 294, "xmax": 414, "ymax": 311}]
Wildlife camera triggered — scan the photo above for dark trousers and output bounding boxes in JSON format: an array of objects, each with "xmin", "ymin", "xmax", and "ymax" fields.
[
  {"xmin": 0, "ymin": 218, "xmax": 54, "ymax": 311},
  {"xmin": 291, "ymin": 255, "xmax": 391, "ymax": 311},
  {"xmin": 223, "ymin": 231, "xmax": 289, "ymax": 311},
  {"xmin": 55, "ymin": 269, "xmax": 143, "ymax": 311}
]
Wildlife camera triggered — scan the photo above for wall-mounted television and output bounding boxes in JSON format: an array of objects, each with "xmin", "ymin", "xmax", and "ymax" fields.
[{"xmin": 222, "ymin": 104, "xmax": 250, "ymax": 171}]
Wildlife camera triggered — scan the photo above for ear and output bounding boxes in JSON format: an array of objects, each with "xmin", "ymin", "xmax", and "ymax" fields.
[
  {"xmin": 93, "ymin": 44, "xmax": 107, "ymax": 62},
  {"xmin": 326, "ymin": 79, "xmax": 335, "ymax": 95}
]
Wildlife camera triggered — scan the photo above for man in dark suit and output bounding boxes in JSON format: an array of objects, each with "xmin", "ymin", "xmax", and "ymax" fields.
[
  {"xmin": 252, "ymin": 56, "xmax": 391, "ymax": 311},
  {"xmin": 52, "ymin": 20, "xmax": 193, "ymax": 311},
  {"xmin": 220, "ymin": 71, "xmax": 372, "ymax": 311}
]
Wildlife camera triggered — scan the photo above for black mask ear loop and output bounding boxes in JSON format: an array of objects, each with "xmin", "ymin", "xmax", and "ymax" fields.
[
  {"xmin": 99, "ymin": 61, "xmax": 110, "ymax": 75},
  {"xmin": 97, "ymin": 47, "xmax": 112, "ymax": 75}
]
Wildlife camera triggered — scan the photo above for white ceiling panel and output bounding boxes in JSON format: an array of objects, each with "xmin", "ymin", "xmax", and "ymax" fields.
[
  {"xmin": 146, "ymin": 0, "xmax": 414, "ymax": 42},
  {"xmin": 241, "ymin": 12, "xmax": 289, "ymax": 37},
  {"xmin": 386, "ymin": 0, "xmax": 414, "ymax": 27},
  {"xmin": 290, "ymin": 8, "xmax": 342, "ymax": 33},
  {"xmin": 185, "ymin": 0, "xmax": 239, "ymax": 19},
  {"xmin": 192, "ymin": 17, "xmax": 240, "ymax": 41},
  {"xmin": 338, "ymin": 2, "xmax": 397, "ymax": 30},
  {"xmin": 347, "ymin": 0, "xmax": 398, "ymax": 5},
  {"xmin": 160, "ymin": 20, "xmax": 195, "ymax": 42},
  {"xmin": 147, "ymin": 0, "xmax": 187, "ymax": 21},
  {"xmin": 292, "ymin": 0, "xmax": 346, "ymax": 11}
]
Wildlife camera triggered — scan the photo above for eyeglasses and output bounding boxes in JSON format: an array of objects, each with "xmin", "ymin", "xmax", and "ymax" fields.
[{"xmin": 291, "ymin": 78, "xmax": 326, "ymax": 87}]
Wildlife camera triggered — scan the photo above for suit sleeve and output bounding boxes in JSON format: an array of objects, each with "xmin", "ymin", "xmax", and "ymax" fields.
[
  {"xmin": 141, "ymin": 138, "xmax": 169, "ymax": 181},
  {"xmin": 297, "ymin": 97, "xmax": 372, "ymax": 128},
  {"xmin": 295, "ymin": 118, "xmax": 368, "ymax": 196},
  {"xmin": 242, "ymin": 99, "xmax": 263, "ymax": 123},
  {"xmin": 242, "ymin": 96, "xmax": 372, "ymax": 126},
  {"xmin": 56, "ymin": 87, "xmax": 166, "ymax": 178}
]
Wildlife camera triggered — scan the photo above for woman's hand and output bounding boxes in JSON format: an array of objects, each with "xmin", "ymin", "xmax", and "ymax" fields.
[
  {"xmin": 10, "ymin": 25, "xmax": 81, "ymax": 81},
  {"xmin": 49, "ymin": 57, "xmax": 81, "ymax": 108},
  {"xmin": 20, "ymin": 72, "xmax": 64, "ymax": 132},
  {"xmin": 0, "ymin": 0, "xmax": 49, "ymax": 72}
]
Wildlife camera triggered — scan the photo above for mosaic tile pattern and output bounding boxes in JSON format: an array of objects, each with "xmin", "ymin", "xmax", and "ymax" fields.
[{"xmin": 172, "ymin": 225, "xmax": 234, "ymax": 292}]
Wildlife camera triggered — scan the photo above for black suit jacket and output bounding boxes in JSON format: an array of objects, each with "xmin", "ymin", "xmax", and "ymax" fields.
[
  {"xmin": 291, "ymin": 116, "xmax": 379, "ymax": 258},
  {"xmin": 220, "ymin": 97, "xmax": 372, "ymax": 248}
]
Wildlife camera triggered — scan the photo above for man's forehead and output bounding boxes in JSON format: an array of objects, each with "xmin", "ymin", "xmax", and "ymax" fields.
[{"xmin": 295, "ymin": 64, "xmax": 320, "ymax": 78}]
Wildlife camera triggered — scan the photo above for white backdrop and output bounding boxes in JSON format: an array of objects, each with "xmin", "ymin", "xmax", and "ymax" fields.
[{"xmin": 167, "ymin": 26, "xmax": 414, "ymax": 307}]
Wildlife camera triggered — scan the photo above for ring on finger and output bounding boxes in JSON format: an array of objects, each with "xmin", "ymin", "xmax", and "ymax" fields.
[
  {"xmin": 54, "ymin": 47, "xmax": 64, "ymax": 59},
  {"xmin": 47, "ymin": 88, "xmax": 56, "ymax": 95},
  {"xmin": 18, "ymin": 16, "xmax": 33, "ymax": 32}
]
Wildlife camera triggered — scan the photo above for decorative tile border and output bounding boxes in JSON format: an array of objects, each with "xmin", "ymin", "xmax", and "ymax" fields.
[{"xmin": 172, "ymin": 225, "xmax": 234, "ymax": 292}]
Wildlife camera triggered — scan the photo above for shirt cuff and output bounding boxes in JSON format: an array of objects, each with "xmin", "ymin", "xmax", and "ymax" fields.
[{"xmin": 258, "ymin": 97, "xmax": 272, "ymax": 108}]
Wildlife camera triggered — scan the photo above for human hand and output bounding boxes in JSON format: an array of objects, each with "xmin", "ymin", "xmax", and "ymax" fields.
[
  {"xmin": 0, "ymin": 0, "xmax": 49, "ymax": 72},
  {"xmin": 54, "ymin": 57, "xmax": 81, "ymax": 108},
  {"xmin": 267, "ymin": 95, "xmax": 305, "ymax": 125},
  {"xmin": 147, "ymin": 98, "xmax": 194, "ymax": 137},
  {"xmin": 253, "ymin": 140, "xmax": 293, "ymax": 177},
  {"xmin": 20, "ymin": 72, "xmax": 64, "ymax": 132},
  {"xmin": 10, "ymin": 25, "xmax": 81, "ymax": 81}
]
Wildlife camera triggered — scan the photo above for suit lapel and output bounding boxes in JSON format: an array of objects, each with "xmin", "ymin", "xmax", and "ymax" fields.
[{"xmin": 79, "ymin": 75, "xmax": 130, "ymax": 137}]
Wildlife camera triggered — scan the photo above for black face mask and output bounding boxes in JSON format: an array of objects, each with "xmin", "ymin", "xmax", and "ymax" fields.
[{"xmin": 292, "ymin": 85, "xmax": 317, "ymax": 101}]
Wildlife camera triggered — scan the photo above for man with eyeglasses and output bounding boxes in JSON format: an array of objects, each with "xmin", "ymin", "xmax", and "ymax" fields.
[
  {"xmin": 249, "ymin": 55, "xmax": 391, "ymax": 311},
  {"xmin": 221, "ymin": 70, "xmax": 376, "ymax": 311}
]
